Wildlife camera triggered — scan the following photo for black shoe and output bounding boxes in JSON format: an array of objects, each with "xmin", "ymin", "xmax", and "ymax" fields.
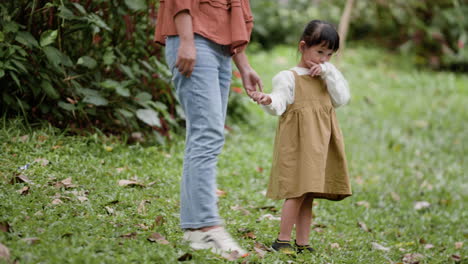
[
  {"xmin": 295, "ymin": 241, "xmax": 315, "ymax": 253},
  {"xmin": 272, "ymin": 239, "xmax": 295, "ymax": 255}
]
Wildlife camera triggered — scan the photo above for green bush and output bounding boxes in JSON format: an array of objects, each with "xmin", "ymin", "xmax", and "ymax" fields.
[
  {"xmin": 0, "ymin": 0, "xmax": 178, "ymax": 143},
  {"xmin": 250, "ymin": 0, "xmax": 467, "ymax": 71}
]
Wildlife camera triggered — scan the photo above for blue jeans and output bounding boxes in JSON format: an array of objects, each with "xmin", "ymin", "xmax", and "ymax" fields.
[{"xmin": 165, "ymin": 35, "xmax": 232, "ymax": 229}]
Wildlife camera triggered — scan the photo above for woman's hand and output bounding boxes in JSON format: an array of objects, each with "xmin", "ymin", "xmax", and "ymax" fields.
[
  {"xmin": 175, "ymin": 39, "xmax": 196, "ymax": 77},
  {"xmin": 240, "ymin": 68, "xmax": 263, "ymax": 97},
  {"xmin": 174, "ymin": 11, "xmax": 196, "ymax": 77}
]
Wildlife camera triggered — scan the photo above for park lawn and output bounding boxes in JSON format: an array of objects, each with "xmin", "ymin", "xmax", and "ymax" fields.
[{"xmin": 1, "ymin": 45, "xmax": 467, "ymax": 263}]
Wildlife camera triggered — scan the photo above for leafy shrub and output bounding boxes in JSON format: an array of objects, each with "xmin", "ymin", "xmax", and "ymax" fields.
[
  {"xmin": 250, "ymin": 0, "xmax": 467, "ymax": 71},
  {"xmin": 0, "ymin": 0, "xmax": 178, "ymax": 143}
]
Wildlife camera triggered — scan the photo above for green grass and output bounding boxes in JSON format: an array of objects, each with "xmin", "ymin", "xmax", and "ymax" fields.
[{"xmin": 1, "ymin": 45, "xmax": 467, "ymax": 263}]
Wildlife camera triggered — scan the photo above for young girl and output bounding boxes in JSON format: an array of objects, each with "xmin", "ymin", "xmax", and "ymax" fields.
[{"xmin": 252, "ymin": 20, "xmax": 352, "ymax": 254}]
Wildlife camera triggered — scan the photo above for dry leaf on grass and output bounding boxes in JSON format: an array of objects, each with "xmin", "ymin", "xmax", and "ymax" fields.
[
  {"xmin": 118, "ymin": 179, "xmax": 145, "ymax": 187},
  {"xmin": 0, "ymin": 222, "xmax": 10, "ymax": 233},
  {"xmin": 120, "ymin": 232, "xmax": 137, "ymax": 239},
  {"xmin": 356, "ymin": 201, "xmax": 370, "ymax": 208},
  {"xmin": 451, "ymin": 254, "xmax": 461, "ymax": 262},
  {"xmin": 51, "ymin": 199, "xmax": 63, "ymax": 205},
  {"xmin": 414, "ymin": 201, "xmax": 430, "ymax": 210},
  {"xmin": 254, "ymin": 242, "xmax": 269, "ymax": 258},
  {"xmin": 17, "ymin": 186, "xmax": 30, "ymax": 195},
  {"xmin": 216, "ymin": 189, "xmax": 227, "ymax": 197},
  {"xmin": 54, "ymin": 177, "xmax": 77, "ymax": 189},
  {"xmin": 105, "ymin": 206, "xmax": 115, "ymax": 215},
  {"xmin": 231, "ymin": 205, "xmax": 251, "ymax": 215},
  {"xmin": 455, "ymin": 242, "xmax": 463, "ymax": 249},
  {"xmin": 257, "ymin": 214, "xmax": 281, "ymax": 221},
  {"xmin": 0, "ymin": 243, "xmax": 10, "ymax": 260},
  {"xmin": 21, "ymin": 237, "xmax": 40, "ymax": 245},
  {"xmin": 177, "ymin": 253, "xmax": 193, "ymax": 261},
  {"xmin": 313, "ymin": 227, "xmax": 325, "ymax": 233},
  {"xmin": 153, "ymin": 216, "xmax": 165, "ymax": 227},
  {"xmin": 358, "ymin": 222, "xmax": 371, "ymax": 232},
  {"xmin": 10, "ymin": 174, "xmax": 32, "ymax": 184},
  {"xmin": 34, "ymin": 158, "xmax": 50, "ymax": 166},
  {"xmin": 372, "ymin": 242, "xmax": 390, "ymax": 251},
  {"xmin": 137, "ymin": 200, "xmax": 150, "ymax": 215},
  {"xmin": 147, "ymin": 233, "xmax": 170, "ymax": 244},
  {"xmin": 330, "ymin": 243, "xmax": 340, "ymax": 249},
  {"xmin": 391, "ymin": 192, "xmax": 401, "ymax": 201},
  {"xmin": 424, "ymin": 244, "xmax": 434, "ymax": 249},
  {"xmin": 402, "ymin": 253, "xmax": 424, "ymax": 264}
]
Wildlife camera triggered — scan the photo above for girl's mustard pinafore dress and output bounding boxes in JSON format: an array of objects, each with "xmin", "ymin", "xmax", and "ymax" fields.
[{"xmin": 266, "ymin": 70, "xmax": 352, "ymax": 201}]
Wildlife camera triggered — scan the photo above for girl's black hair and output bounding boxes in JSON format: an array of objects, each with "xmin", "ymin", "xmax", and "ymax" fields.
[{"xmin": 300, "ymin": 20, "xmax": 340, "ymax": 51}]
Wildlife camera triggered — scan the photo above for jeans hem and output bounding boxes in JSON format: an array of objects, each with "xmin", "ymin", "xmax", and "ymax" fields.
[{"xmin": 180, "ymin": 220, "xmax": 222, "ymax": 230}]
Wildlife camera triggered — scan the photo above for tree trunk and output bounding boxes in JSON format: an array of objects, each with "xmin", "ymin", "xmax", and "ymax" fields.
[{"xmin": 338, "ymin": 0, "xmax": 355, "ymax": 55}]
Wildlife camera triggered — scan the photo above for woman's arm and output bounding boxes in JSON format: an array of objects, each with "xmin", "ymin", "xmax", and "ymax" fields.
[
  {"xmin": 233, "ymin": 52, "xmax": 263, "ymax": 96},
  {"xmin": 174, "ymin": 11, "xmax": 196, "ymax": 77}
]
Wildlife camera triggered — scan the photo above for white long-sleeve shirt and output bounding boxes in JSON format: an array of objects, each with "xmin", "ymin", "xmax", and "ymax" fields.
[{"xmin": 262, "ymin": 63, "xmax": 350, "ymax": 116}]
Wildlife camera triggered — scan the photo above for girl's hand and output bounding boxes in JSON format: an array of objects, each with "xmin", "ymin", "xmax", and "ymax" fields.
[
  {"xmin": 250, "ymin": 91, "xmax": 272, "ymax": 105},
  {"xmin": 305, "ymin": 60, "xmax": 323, "ymax": 77}
]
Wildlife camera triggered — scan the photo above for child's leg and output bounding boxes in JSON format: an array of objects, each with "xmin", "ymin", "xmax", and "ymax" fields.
[
  {"xmin": 295, "ymin": 194, "xmax": 314, "ymax": 245},
  {"xmin": 278, "ymin": 195, "xmax": 306, "ymax": 241}
]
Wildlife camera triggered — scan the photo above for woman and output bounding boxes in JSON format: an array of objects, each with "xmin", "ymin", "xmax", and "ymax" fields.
[{"xmin": 154, "ymin": 0, "xmax": 262, "ymax": 258}]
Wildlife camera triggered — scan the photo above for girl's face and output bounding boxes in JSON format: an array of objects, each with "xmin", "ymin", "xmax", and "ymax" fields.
[{"xmin": 299, "ymin": 41, "xmax": 334, "ymax": 65}]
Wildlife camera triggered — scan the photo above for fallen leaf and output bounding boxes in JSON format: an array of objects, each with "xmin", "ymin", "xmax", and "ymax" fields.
[
  {"xmin": 256, "ymin": 205, "xmax": 278, "ymax": 212},
  {"xmin": 216, "ymin": 189, "xmax": 227, "ymax": 197},
  {"xmin": 330, "ymin": 243, "xmax": 340, "ymax": 249},
  {"xmin": 390, "ymin": 192, "xmax": 401, "ymax": 201},
  {"xmin": 414, "ymin": 201, "xmax": 430, "ymax": 210},
  {"xmin": 19, "ymin": 135, "xmax": 29, "ymax": 142},
  {"xmin": 424, "ymin": 244, "xmax": 434, "ymax": 249},
  {"xmin": 137, "ymin": 200, "xmax": 150, "ymax": 215},
  {"xmin": 257, "ymin": 214, "xmax": 281, "ymax": 221},
  {"xmin": 77, "ymin": 196, "xmax": 88, "ymax": 202},
  {"xmin": 118, "ymin": 179, "xmax": 145, "ymax": 187},
  {"xmin": 147, "ymin": 233, "xmax": 170, "ymax": 244},
  {"xmin": 177, "ymin": 253, "xmax": 193, "ymax": 261},
  {"xmin": 52, "ymin": 145, "xmax": 61, "ymax": 150},
  {"xmin": 238, "ymin": 228, "xmax": 257, "ymax": 240},
  {"xmin": 312, "ymin": 222, "xmax": 327, "ymax": 228},
  {"xmin": 136, "ymin": 223, "xmax": 149, "ymax": 230},
  {"xmin": 254, "ymin": 242, "xmax": 269, "ymax": 258},
  {"xmin": 414, "ymin": 120, "xmax": 429, "ymax": 128},
  {"xmin": 399, "ymin": 248, "xmax": 407, "ymax": 252},
  {"xmin": 120, "ymin": 232, "xmax": 137, "ymax": 239},
  {"xmin": 34, "ymin": 158, "xmax": 50, "ymax": 166},
  {"xmin": 356, "ymin": 201, "xmax": 370, "ymax": 208},
  {"xmin": 10, "ymin": 174, "xmax": 32, "ymax": 184},
  {"xmin": 358, "ymin": 222, "xmax": 371, "ymax": 232},
  {"xmin": 116, "ymin": 168, "xmax": 125, "ymax": 173},
  {"xmin": 455, "ymin": 242, "xmax": 463, "ymax": 249},
  {"xmin": 17, "ymin": 186, "xmax": 30, "ymax": 195},
  {"xmin": 256, "ymin": 167, "xmax": 264, "ymax": 173},
  {"xmin": 451, "ymin": 254, "xmax": 461, "ymax": 262},
  {"xmin": 0, "ymin": 222, "xmax": 10, "ymax": 233},
  {"xmin": 313, "ymin": 227, "xmax": 325, "ymax": 233},
  {"xmin": 402, "ymin": 253, "xmax": 424, "ymax": 264},
  {"xmin": 355, "ymin": 176, "xmax": 364, "ymax": 185},
  {"xmin": 51, "ymin": 199, "xmax": 63, "ymax": 205},
  {"xmin": 21, "ymin": 237, "xmax": 40, "ymax": 245},
  {"xmin": 0, "ymin": 242, "xmax": 10, "ymax": 260},
  {"xmin": 105, "ymin": 206, "xmax": 115, "ymax": 215},
  {"xmin": 231, "ymin": 205, "xmax": 251, "ymax": 215},
  {"xmin": 153, "ymin": 216, "xmax": 165, "ymax": 227},
  {"xmin": 372, "ymin": 242, "xmax": 390, "ymax": 251},
  {"xmin": 54, "ymin": 177, "xmax": 76, "ymax": 189}
]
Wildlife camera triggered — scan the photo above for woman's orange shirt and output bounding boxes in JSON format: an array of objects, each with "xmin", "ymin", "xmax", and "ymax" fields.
[{"xmin": 154, "ymin": 0, "xmax": 254, "ymax": 55}]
